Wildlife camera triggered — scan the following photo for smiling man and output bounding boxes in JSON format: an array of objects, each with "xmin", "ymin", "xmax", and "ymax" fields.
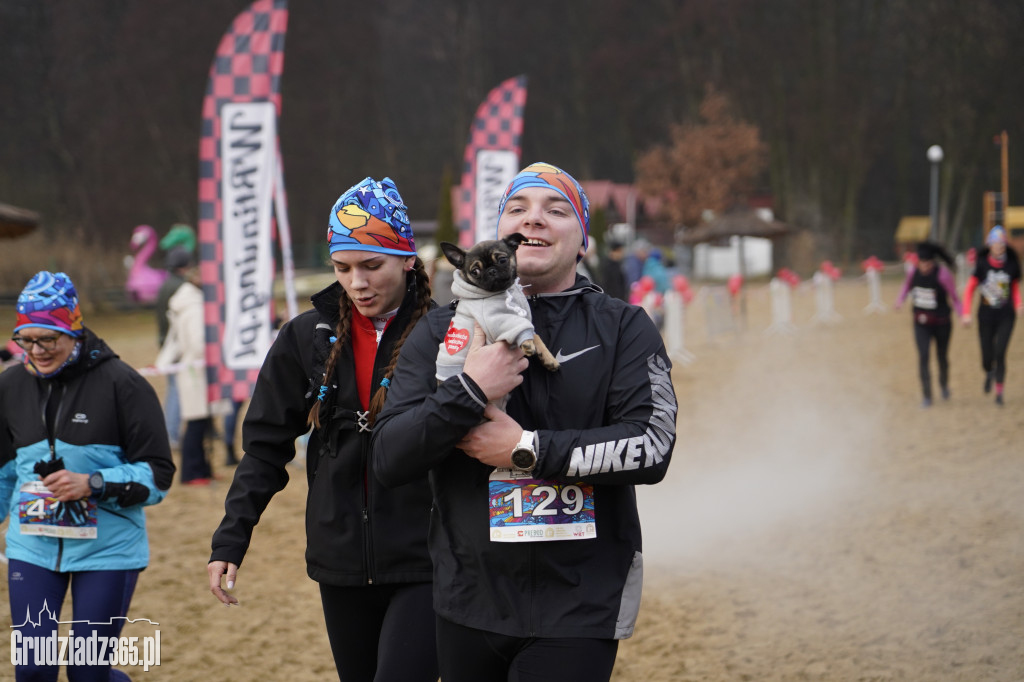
[{"xmin": 372, "ymin": 162, "xmax": 678, "ymax": 681}]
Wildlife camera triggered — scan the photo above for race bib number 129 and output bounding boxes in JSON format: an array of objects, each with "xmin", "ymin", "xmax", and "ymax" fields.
[{"xmin": 488, "ymin": 468, "xmax": 596, "ymax": 543}]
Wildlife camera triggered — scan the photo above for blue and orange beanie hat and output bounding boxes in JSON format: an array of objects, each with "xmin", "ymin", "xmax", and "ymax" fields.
[
  {"xmin": 14, "ymin": 271, "xmax": 84, "ymax": 337},
  {"xmin": 327, "ymin": 177, "xmax": 416, "ymax": 256},
  {"xmin": 496, "ymin": 162, "xmax": 590, "ymax": 252}
]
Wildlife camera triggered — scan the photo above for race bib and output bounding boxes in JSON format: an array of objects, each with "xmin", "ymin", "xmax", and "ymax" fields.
[
  {"xmin": 18, "ymin": 480, "xmax": 98, "ymax": 539},
  {"xmin": 911, "ymin": 286, "xmax": 937, "ymax": 310},
  {"xmin": 488, "ymin": 468, "xmax": 596, "ymax": 543}
]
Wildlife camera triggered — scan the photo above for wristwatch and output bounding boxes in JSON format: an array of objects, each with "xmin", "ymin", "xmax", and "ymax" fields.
[
  {"xmin": 510, "ymin": 430, "xmax": 537, "ymax": 473},
  {"xmin": 88, "ymin": 471, "xmax": 105, "ymax": 498}
]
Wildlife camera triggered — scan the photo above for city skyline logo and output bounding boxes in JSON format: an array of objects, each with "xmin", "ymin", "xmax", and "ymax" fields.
[{"xmin": 11, "ymin": 600, "xmax": 160, "ymax": 629}]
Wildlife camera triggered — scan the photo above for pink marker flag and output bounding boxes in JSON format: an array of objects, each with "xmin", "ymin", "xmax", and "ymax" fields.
[
  {"xmin": 197, "ymin": 0, "xmax": 290, "ymax": 405},
  {"xmin": 456, "ymin": 75, "xmax": 528, "ymax": 247}
]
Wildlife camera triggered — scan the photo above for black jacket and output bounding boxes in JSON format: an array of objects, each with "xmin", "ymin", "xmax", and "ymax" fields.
[
  {"xmin": 210, "ymin": 280, "xmax": 434, "ymax": 586},
  {"xmin": 372, "ymin": 276, "xmax": 677, "ymax": 639}
]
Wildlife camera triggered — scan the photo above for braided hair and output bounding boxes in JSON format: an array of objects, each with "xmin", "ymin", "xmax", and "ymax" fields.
[
  {"xmin": 367, "ymin": 258, "xmax": 432, "ymax": 424},
  {"xmin": 306, "ymin": 257, "xmax": 432, "ymax": 430}
]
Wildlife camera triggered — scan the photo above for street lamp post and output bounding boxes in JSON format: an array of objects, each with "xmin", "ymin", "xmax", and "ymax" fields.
[{"xmin": 927, "ymin": 145, "xmax": 944, "ymax": 240}]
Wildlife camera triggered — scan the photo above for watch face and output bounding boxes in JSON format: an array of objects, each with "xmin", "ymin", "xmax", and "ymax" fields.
[
  {"xmin": 511, "ymin": 448, "xmax": 536, "ymax": 470},
  {"xmin": 89, "ymin": 473, "xmax": 103, "ymax": 489}
]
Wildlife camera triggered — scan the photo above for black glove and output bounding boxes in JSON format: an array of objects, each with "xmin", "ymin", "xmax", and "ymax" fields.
[
  {"xmin": 51, "ymin": 499, "xmax": 91, "ymax": 526},
  {"xmin": 34, "ymin": 457, "xmax": 65, "ymax": 478}
]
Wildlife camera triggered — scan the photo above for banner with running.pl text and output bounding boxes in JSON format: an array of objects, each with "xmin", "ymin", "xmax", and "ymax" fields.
[{"xmin": 197, "ymin": 0, "xmax": 290, "ymax": 404}]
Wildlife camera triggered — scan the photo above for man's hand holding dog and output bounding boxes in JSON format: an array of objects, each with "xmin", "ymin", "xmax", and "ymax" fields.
[
  {"xmin": 463, "ymin": 323, "xmax": 528, "ymax": 402},
  {"xmin": 460, "ymin": 323, "xmax": 528, "ymax": 467}
]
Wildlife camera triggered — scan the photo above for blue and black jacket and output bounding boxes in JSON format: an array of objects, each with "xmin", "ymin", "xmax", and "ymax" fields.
[{"xmin": 0, "ymin": 328, "xmax": 174, "ymax": 572}]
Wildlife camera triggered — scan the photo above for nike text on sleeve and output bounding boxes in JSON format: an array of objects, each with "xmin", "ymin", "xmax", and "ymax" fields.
[{"xmin": 567, "ymin": 354, "xmax": 676, "ymax": 477}]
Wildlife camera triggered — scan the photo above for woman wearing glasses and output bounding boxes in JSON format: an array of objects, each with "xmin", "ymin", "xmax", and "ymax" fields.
[{"xmin": 0, "ymin": 270, "xmax": 175, "ymax": 681}]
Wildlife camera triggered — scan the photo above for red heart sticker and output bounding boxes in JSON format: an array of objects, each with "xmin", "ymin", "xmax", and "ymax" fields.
[{"xmin": 444, "ymin": 322, "xmax": 471, "ymax": 355}]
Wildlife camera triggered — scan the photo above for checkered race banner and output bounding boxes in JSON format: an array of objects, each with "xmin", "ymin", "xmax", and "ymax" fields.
[
  {"xmin": 456, "ymin": 76, "xmax": 528, "ymax": 246},
  {"xmin": 197, "ymin": 0, "xmax": 289, "ymax": 404}
]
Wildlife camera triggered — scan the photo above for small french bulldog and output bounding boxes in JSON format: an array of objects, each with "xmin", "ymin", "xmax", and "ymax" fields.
[{"xmin": 434, "ymin": 233, "xmax": 559, "ymax": 389}]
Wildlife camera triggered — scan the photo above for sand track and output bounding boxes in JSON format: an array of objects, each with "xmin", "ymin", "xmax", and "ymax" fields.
[{"xmin": 2, "ymin": 275, "xmax": 1021, "ymax": 681}]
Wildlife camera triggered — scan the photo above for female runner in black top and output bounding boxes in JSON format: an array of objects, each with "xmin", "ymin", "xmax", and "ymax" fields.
[{"xmin": 962, "ymin": 226, "xmax": 1023, "ymax": 405}]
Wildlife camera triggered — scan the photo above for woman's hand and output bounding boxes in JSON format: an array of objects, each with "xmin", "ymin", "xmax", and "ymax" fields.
[
  {"xmin": 41, "ymin": 470, "xmax": 90, "ymax": 502},
  {"xmin": 208, "ymin": 561, "xmax": 240, "ymax": 605}
]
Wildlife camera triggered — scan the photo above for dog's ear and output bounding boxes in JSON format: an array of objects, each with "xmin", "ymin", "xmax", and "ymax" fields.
[
  {"xmin": 504, "ymin": 233, "xmax": 526, "ymax": 251},
  {"xmin": 440, "ymin": 242, "xmax": 466, "ymax": 269}
]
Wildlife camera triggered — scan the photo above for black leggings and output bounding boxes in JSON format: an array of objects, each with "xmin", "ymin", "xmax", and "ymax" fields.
[
  {"xmin": 435, "ymin": 615, "xmax": 619, "ymax": 682},
  {"xmin": 913, "ymin": 321, "xmax": 951, "ymax": 399},
  {"xmin": 319, "ymin": 582, "xmax": 437, "ymax": 682},
  {"xmin": 978, "ymin": 308, "xmax": 1016, "ymax": 384}
]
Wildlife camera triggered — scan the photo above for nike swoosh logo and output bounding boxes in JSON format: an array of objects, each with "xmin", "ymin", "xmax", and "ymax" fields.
[{"xmin": 554, "ymin": 345, "xmax": 600, "ymax": 364}]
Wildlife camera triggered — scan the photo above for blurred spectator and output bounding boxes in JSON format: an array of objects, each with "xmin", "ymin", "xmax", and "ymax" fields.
[
  {"xmin": 156, "ymin": 265, "xmax": 213, "ymax": 485},
  {"xmin": 599, "ymin": 238, "xmax": 629, "ymax": 301},
  {"xmin": 222, "ymin": 399, "xmax": 243, "ymax": 467},
  {"xmin": 577, "ymin": 241, "xmax": 598, "ymax": 281},
  {"xmin": 642, "ymin": 248, "xmax": 671, "ymax": 293},
  {"xmin": 154, "ymin": 247, "xmax": 192, "ymax": 449},
  {"xmin": 420, "ymin": 242, "xmax": 454, "ymax": 306},
  {"xmin": 623, "ymin": 238, "xmax": 651, "ymax": 288}
]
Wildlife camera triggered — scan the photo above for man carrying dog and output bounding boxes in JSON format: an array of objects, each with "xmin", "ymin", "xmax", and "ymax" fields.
[{"xmin": 371, "ymin": 162, "xmax": 677, "ymax": 681}]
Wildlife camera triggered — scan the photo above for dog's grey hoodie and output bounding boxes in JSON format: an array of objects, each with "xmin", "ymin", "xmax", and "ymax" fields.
[{"xmin": 435, "ymin": 270, "xmax": 534, "ymax": 382}]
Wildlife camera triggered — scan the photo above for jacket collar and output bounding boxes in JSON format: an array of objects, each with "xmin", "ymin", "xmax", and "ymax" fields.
[
  {"xmin": 44, "ymin": 328, "xmax": 116, "ymax": 383},
  {"xmin": 527, "ymin": 274, "xmax": 601, "ymax": 300}
]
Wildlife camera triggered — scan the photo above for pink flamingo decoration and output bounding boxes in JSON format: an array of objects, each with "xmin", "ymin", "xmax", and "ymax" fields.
[{"xmin": 125, "ymin": 224, "xmax": 167, "ymax": 304}]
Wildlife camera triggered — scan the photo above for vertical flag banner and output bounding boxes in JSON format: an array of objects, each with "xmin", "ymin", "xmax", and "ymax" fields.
[
  {"xmin": 456, "ymin": 75, "xmax": 528, "ymax": 246},
  {"xmin": 198, "ymin": 0, "xmax": 289, "ymax": 404}
]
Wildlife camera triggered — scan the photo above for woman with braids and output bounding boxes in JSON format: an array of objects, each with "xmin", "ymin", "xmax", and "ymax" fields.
[
  {"xmin": 961, "ymin": 225, "xmax": 1023, "ymax": 406},
  {"xmin": 895, "ymin": 240, "xmax": 962, "ymax": 407},
  {"xmin": 207, "ymin": 177, "xmax": 438, "ymax": 681}
]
